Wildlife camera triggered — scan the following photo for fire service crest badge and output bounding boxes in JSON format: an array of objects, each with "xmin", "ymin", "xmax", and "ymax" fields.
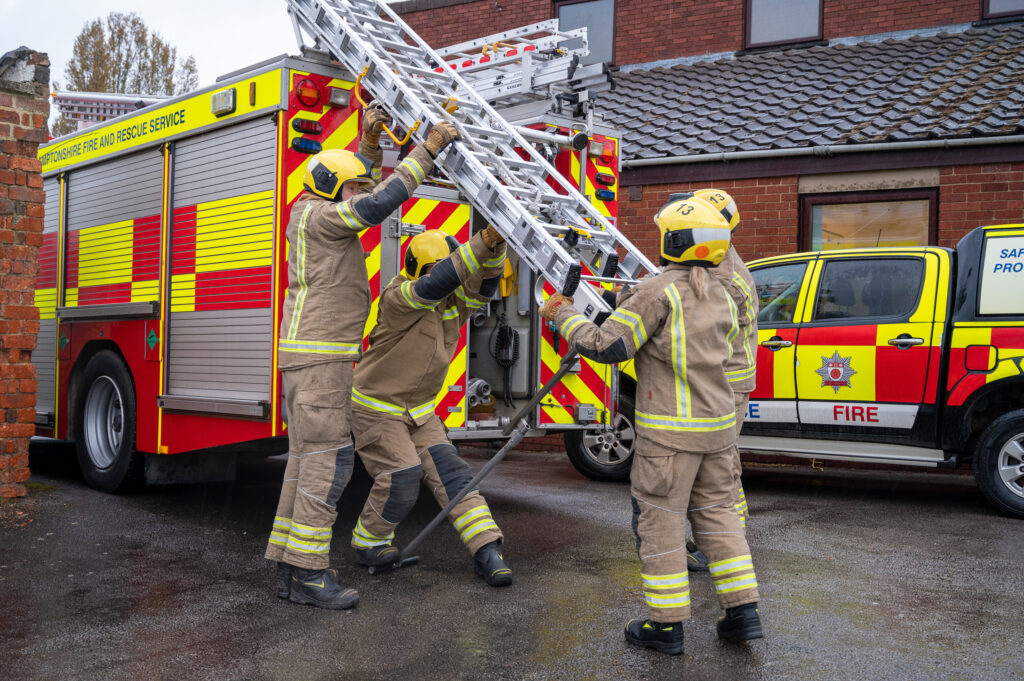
[{"xmin": 815, "ymin": 350, "xmax": 857, "ymax": 393}]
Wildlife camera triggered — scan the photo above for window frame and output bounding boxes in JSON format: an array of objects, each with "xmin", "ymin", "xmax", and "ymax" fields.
[
  {"xmin": 752, "ymin": 260, "xmax": 810, "ymax": 326},
  {"xmin": 554, "ymin": 0, "xmax": 616, "ymax": 65},
  {"xmin": 981, "ymin": 0, "xmax": 1024, "ymax": 20},
  {"xmin": 799, "ymin": 188, "xmax": 939, "ymax": 252},
  {"xmin": 809, "ymin": 256, "xmax": 927, "ymax": 324},
  {"xmin": 744, "ymin": 0, "xmax": 824, "ymax": 50}
]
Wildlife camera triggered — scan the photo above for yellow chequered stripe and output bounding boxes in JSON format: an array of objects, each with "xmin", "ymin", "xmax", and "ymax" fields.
[
  {"xmin": 33, "ymin": 288, "xmax": 57, "ymax": 320},
  {"xmin": 131, "ymin": 279, "xmax": 159, "ymax": 303},
  {"xmin": 169, "ymin": 273, "xmax": 196, "ymax": 312},
  {"xmin": 195, "ymin": 190, "xmax": 274, "ymax": 272},
  {"xmin": 77, "ymin": 219, "xmax": 134, "ymax": 287},
  {"xmin": 454, "ymin": 505, "xmax": 498, "ymax": 544}
]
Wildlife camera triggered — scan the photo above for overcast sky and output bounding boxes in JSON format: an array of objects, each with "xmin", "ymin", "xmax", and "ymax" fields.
[{"xmin": 1, "ymin": 0, "xmax": 325, "ymax": 89}]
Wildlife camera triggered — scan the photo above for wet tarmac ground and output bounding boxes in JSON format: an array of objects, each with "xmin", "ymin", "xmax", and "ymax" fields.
[{"xmin": 1, "ymin": 440, "xmax": 1021, "ymax": 681}]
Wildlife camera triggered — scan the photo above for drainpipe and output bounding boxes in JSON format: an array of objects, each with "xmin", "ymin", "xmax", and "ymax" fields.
[{"xmin": 620, "ymin": 134, "xmax": 1024, "ymax": 168}]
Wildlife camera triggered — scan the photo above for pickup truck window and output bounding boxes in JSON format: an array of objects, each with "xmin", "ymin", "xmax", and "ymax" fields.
[
  {"xmin": 753, "ymin": 262, "xmax": 807, "ymax": 324},
  {"xmin": 979, "ymin": 235, "xmax": 1024, "ymax": 315},
  {"xmin": 814, "ymin": 258, "xmax": 924, "ymax": 321}
]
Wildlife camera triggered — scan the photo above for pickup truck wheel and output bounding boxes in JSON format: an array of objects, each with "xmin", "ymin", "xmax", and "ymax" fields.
[
  {"xmin": 974, "ymin": 409, "xmax": 1024, "ymax": 519},
  {"xmin": 74, "ymin": 351, "xmax": 143, "ymax": 493},
  {"xmin": 564, "ymin": 392, "xmax": 635, "ymax": 482}
]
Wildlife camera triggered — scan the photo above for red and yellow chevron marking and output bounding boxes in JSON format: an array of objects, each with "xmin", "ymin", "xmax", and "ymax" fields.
[
  {"xmin": 394, "ymin": 197, "xmax": 471, "ymax": 427},
  {"xmin": 61, "ymin": 213, "xmax": 162, "ymax": 308},
  {"xmin": 947, "ymin": 323, "xmax": 1024, "ymax": 406}
]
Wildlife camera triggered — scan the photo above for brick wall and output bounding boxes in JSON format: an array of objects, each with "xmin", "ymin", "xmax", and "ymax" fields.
[
  {"xmin": 938, "ymin": 163, "xmax": 1024, "ymax": 248},
  {"xmin": 0, "ymin": 47, "xmax": 49, "ymax": 498}
]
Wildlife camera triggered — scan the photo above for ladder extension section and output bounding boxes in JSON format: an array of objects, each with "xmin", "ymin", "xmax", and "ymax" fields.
[{"xmin": 287, "ymin": 0, "xmax": 658, "ymax": 320}]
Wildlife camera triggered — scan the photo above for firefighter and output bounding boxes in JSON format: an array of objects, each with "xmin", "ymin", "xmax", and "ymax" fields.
[
  {"xmin": 697, "ymin": 188, "xmax": 757, "ymax": 528},
  {"xmin": 348, "ymin": 223, "xmax": 513, "ymax": 587},
  {"xmin": 540, "ymin": 195, "xmax": 762, "ymax": 654},
  {"xmin": 265, "ymin": 107, "xmax": 460, "ymax": 610}
]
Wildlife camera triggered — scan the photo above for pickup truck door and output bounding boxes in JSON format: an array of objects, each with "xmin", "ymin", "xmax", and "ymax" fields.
[
  {"xmin": 745, "ymin": 257, "xmax": 817, "ymax": 434},
  {"xmin": 793, "ymin": 251, "xmax": 945, "ymax": 445}
]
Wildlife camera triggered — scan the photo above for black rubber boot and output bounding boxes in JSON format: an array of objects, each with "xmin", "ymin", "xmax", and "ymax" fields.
[
  {"xmin": 686, "ymin": 538, "xmax": 709, "ymax": 572},
  {"xmin": 717, "ymin": 602, "xmax": 763, "ymax": 642},
  {"xmin": 624, "ymin": 619, "xmax": 684, "ymax": 655},
  {"xmin": 355, "ymin": 544, "xmax": 400, "ymax": 567},
  {"xmin": 288, "ymin": 567, "xmax": 359, "ymax": 610},
  {"xmin": 473, "ymin": 540, "xmax": 513, "ymax": 587},
  {"xmin": 276, "ymin": 562, "xmax": 292, "ymax": 599}
]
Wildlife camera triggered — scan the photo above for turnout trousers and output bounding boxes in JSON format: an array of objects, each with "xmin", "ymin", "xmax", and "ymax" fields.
[
  {"xmin": 350, "ymin": 407, "xmax": 503, "ymax": 555},
  {"xmin": 265, "ymin": 362, "xmax": 356, "ymax": 570},
  {"xmin": 733, "ymin": 391, "xmax": 751, "ymax": 526},
  {"xmin": 631, "ymin": 436, "xmax": 760, "ymax": 623}
]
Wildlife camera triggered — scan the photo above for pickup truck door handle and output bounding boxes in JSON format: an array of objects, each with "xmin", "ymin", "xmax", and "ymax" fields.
[
  {"xmin": 761, "ymin": 336, "xmax": 793, "ymax": 350},
  {"xmin": 888, "ymin": 335, "xmax": 925, "ymax": 348}
]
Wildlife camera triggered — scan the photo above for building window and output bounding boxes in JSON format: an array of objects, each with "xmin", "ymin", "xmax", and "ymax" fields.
[
  {"xmin": 556, "ymin": 0, "xmax": 615, "ymax": 65},
  {"xmin": 983, "ymin": 0, "xmax": 1024, "ymax": 19},
  {"xmin": 800, "ymin": 189, "xmax": 938, "ymax": 251},
  {"xmin": 745, "ymin": 0, "xmax": 823, "ymax": 49}
]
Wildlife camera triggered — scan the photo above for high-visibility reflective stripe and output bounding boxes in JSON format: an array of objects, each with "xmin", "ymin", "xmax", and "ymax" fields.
[
  {"xmin": 641, "ymin": 572, "xmax": 690, "ymax": 589},
  {"xmin": 709, "ymin": 554, "xmax": 754, "ymax": 576},
  {"xmin": 454, "ymin": 505, "xmax": 491, "ymax": 530},
  {"xmin": 351, "ymin": 519, "xmax": 394, "ymax": 547},
  {"xmin": 483, "ymin": 253, "xmax": 505, "ymax": 268},
  {"xmin": 352, "ymin": 389, "xmax": 405, "ymax": 416},
  {"xmin": 714, "ymin": 574, "xmax": 758, "ymax": 594},
  {"xmin": 460, "ymin": 518, "xmax": 499, "ymax": 543},
  {"xmin": 285, "ymin": 535, "xmax": 331, "ymax": 555},
  {"xmin": 400, "ymin": 157, "xmax": 425, "ymax": 184},
  {"xmin": 645, "ymin": 591, "xmax": 691, "ymax": 607},
  {"xmin": 726, "ymin": 365, "xmax": 757, "ymax": 382},
  {"xmin": 336, "ymin": 201, "xmax": 364, "ymax": 231},
  {"xmin": 442, "ymin": 306, "xmax": 459, "ymax": 320},
  {"xmin": 268, "ymin": 532, "xmax": 288, "ymax": 547},
  {"xmin": 371, "ymin": 166, "xmax": 382, "ymax": 181},
  {"xmin": 278, "ymin": 339, "xmax": 361, "ymax": 355},
  {"xmin": 608, "ymin": 308, "xmax": 648, "ymax": 349},
  {"xmin": 636, "ymin": 410, "xmax": 736, "ymax": 432},
  {"xmin": 665, "ymin": 284, "xmax": 690, "ymax": 417},
  {"xmin": 400, "ymin": 280, "xmax": 438, "ymax": 310},
  {"xmin": 287, "ymin": 205, "xmax": 313, "ymax": 340},
  {"xmin": 732, "ymin": 272, "xmax": 753, "ymax": 310},
  {"xmin": 409, "ymin": 400, "xmax": 435, "ymax": 420},
  {"xmin": 724, "ymin": 293, "xmax": 739, "ymax": 350},
  {"xmin": 458, "ymin": 243, "xmax": 480, "ymax": 274},
  {"xmin": 558, "ymin": 313, "xmax": 588, "ymax": 340},
  {"xmin": 455, "ymin": 287, "xmax": 487, "ymax": 309}
]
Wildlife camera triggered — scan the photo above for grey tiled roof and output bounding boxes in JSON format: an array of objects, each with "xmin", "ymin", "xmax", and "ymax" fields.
[{"xmin": 598, "ymin": 24, "xmax": 1024, "ymax": 161}]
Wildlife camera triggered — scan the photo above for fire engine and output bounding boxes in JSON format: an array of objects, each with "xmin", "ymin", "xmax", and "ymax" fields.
[
  {"xmin": 33, "ymin": 27, "xmax": 632, "ymax": 491},
  {"xmin": 740, "ymin": 225, "xmax": 1024, "ymax": 518}
]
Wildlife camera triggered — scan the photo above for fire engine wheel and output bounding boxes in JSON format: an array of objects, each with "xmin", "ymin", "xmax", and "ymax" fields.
[
  {"xmin": 564, "ymin": 392, "xmax": 635, "ymax": 482},
  {"xmin": 74, "ymin": 351, "xmax": 143, "ymax": 493},
  {"xmin": 974, "ymin": 409, "xmax": 1024, "ymax": 519}
]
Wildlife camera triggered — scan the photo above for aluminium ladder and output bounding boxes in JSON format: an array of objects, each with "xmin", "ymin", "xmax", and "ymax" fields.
[{"xmin": 287, "ymin": 0, "xmax": 659, "ymax": 320}]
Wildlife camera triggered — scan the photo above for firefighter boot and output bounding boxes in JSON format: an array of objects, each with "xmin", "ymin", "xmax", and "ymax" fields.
[
  {"xmin": 717, "ymin": 602, "xmax": 763, "ymax": 642},
  {"xmin": 276, "ymin": 562, "xmax": 292, "ymax": 599},
  {"xmin": 289, "ymin": 567, "xmax": 359, "ymax": 610},
  {"xmin": 624, "ymin": 619, "xmax": 684, "ymax": 655},
  {"xmin": 686, "ymin": 537, "xmax": 709, "ymax": 572},
  {"xmin": 356, "ymin": 544, "xmax": 400, "ymax": 567},
  {"xmin": 473, "ymin": 540, "xmax": 513, "ymax": 587}
]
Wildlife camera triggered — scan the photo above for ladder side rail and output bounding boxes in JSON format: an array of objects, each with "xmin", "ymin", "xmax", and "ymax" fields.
[{"xmin": 436, "ymin": 20, "xmax": 562, "ymax": 56}]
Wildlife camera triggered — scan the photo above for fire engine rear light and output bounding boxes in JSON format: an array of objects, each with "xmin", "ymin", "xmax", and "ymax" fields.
[
  {"xmin": 965, "ymin": 345, "xmax": 996, "ymax": 372},
  {"xmin": 595, "ymin": 188, "xmax": 615, "ymax": 201},
  {"xmin": 296, "ymin": 79, "xmax": 321, "ymax": 107},
  {"xmin": 291, "ymin": 118, "xmax": 323, "ymax": 135},
  {"xmin": 594, "ymin": 172, "xmax": 616, "ymax": 186},
  {"xmin": 328, "ymin": 86, "xmax": 351, "ymax": 108},
  {"xmin": 211, "ymin": 88, "xmax": 236, "ymax": 117},
  {"xmin": 291, "ymin": 138, "xmax": 322, "ymax": 154}
]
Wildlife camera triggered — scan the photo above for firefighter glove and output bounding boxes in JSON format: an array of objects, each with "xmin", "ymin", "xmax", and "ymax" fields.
[
  {"xmin": 362, "ymin": 105, "xmax": 388, "ymax": 144},
  {"xmin": 481, "ymin": 224, "xmax": 505, "ymax": 249},
  {"xmin": 424, "ymin": 121, "xmax": 459, "ymax": 158},
  {"xmin": 540, "ymin": 293, "xmax": 573, "ymax": 322}
]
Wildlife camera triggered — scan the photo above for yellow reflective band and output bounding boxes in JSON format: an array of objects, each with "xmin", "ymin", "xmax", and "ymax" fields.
[
  {"xmin": 287, "ymin": 205, "xmax": 313, "ymax": 340},
  {"xmin": 713, "ymin": 574, "xmax": 758, "ymax": 594},
  {"xmin": 665, "ymin": 284, "xmax": 690, "ymax": 417},
  {"xmin": 726, "ymin": 365, "xmax": 757, "ymax": 382},
  {"xmin": 558, "ymin": 313, "xmax": 588, "ymax": 340},
  {"xmin": 724, "ymin": 294, "xmax": 739, "ymax": 349},
  {"xmin": 371, "ymin": 167, "xmax": 382, "ymax": 180},
  {"xmin": 409, "ymin": 400, "xmax": 435, "ymax": 419},
  {"xmin": 739, "ymin": 487, "xmax": 746, "ymax": 499},
  {"xmin": 460, "ymin": 518, "xmax": 499, "ymax": 543},
  {"xmin": 641, "ymin": 572, "xmax": 690, "ymax": 589},
  {"xmin": 635, "ymin": 410, "xmax": 736, "ymax": 432},
  {"xmin": 458, "ymin": 242, "xmax": 480, "ymax": 274},
  {"xmin": 732, "ymin": 272, "xmax": 753, "ymax": 309},
  {"xmin": 268, "ymin": 533, "xmax": 289, "ymax": 547},
  {"xmin": 277, "ymin": 339, "xmax": 361, "ymax": 355},
  {"xmin": 644, "ymin": 591, "xmax": 691, "ymax": 607},
  {"xmin": 400, "ymin": 157, "xmax": 425, "ymax": 184},
  {"xmin": 608, "ymin": 308, "xmax": 648, "ymax": 350},
  {"xmin": 442, "ymin": 306, "xmax": 459, "ymax": 320},
  {"xmin": 454, "ymin": 505, "xmax": 491, "ymax": 530},
  {"xmin": 483, "ymin": 253, "xmax": 505, "ymax": 268},
  {"xmin": 709, "ymin": 554, "xmax": 753, "ymax": 575},
  {"xmin": 288, "ymin": 521, "xmax": 333, "ymax": 540},
  {"xmin": 351, "ymin": 519, "xmax": 394, "ymax": 547},
  {"xmin": 401, "ymin": 280, "xmax": 438, "ymax": 310},
  {"xmin": 273, "ymin": 516, "xmax": 293, "ymax": 531},
  {"xmin": 352, "ymin": 389, "xmax": 405, "ymax": 416},
  {"xmin": 454, "ymin": 287, "xmax": 487, "ymax": 309},
  {"xmin": 336, "ymin": 200, "xmax": 365, "ymax": 231},
  {"xmin": 285, "ymin": 536, "xmax": 331, "ymax": 554}
]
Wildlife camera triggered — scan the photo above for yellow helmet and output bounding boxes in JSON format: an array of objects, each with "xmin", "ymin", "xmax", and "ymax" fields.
[
  {"xmin": 693, "ymin": 188, "xmax": 740, "ymax": 232},
  {"xmin": 303, "ymin": 149, "xmax": 375, "ymax": 201},
  {"xmin": 655, "ymin": 196, "xmax": 731, "ymax": 267},
  {"xmin": 404, "ymin": 230, "xmax": 458, "ymax": 279}
]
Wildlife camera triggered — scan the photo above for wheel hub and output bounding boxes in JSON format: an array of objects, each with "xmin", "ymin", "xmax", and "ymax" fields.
[
  {"xmin": 996, "ymin": 434, "xmax": 1024, "ymax": 499},
  {"xmin": 82, "ymin": 376, "xmax": 124, "ymax": 471}
]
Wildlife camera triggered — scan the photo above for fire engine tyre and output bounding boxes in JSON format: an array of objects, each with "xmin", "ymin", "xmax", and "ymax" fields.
[
  {"xmin": 74, "ymin": 351, "xmax": 143, "ymax": 493},
  {"xmin": 564, "ymin": 392, "xmax": 636, "ymax": 482},
  {"xmin": 974, "ymin": 409, "xmax": 1024, "ymax": 519}
]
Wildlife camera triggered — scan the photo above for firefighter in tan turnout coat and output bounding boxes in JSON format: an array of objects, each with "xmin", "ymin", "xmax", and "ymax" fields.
[
  {"xmin": 349, "ymin": 224, "xmax": 513, "ymax": 586},
  {"xmin": 541, "ymin": 195, "xmax": 763, "ymax": 654},
  {"xmin": 265, "ymin": 106, "xmax": 459, "ymax": 610}
]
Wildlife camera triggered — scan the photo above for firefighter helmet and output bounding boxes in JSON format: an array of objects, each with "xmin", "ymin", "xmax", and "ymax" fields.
[
  {"xmin": 303, "ymin": 149, "xmax": 375, "ymax": 201},
  {"xmin": 404, "ymin": 230, "xmax": 459, "ymax": 279},
  {"xmin": 693, "ymin": 188, "xmax": 740, "ymax": 232},
  {"xmin": 654, "ymin": 196, "xmax": 731, "ymax": 267}
]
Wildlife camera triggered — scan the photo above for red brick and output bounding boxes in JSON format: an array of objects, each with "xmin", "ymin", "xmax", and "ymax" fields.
[{"xmin": 0, "ymin": 483, "xmax": 27, "ymax": 498}]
